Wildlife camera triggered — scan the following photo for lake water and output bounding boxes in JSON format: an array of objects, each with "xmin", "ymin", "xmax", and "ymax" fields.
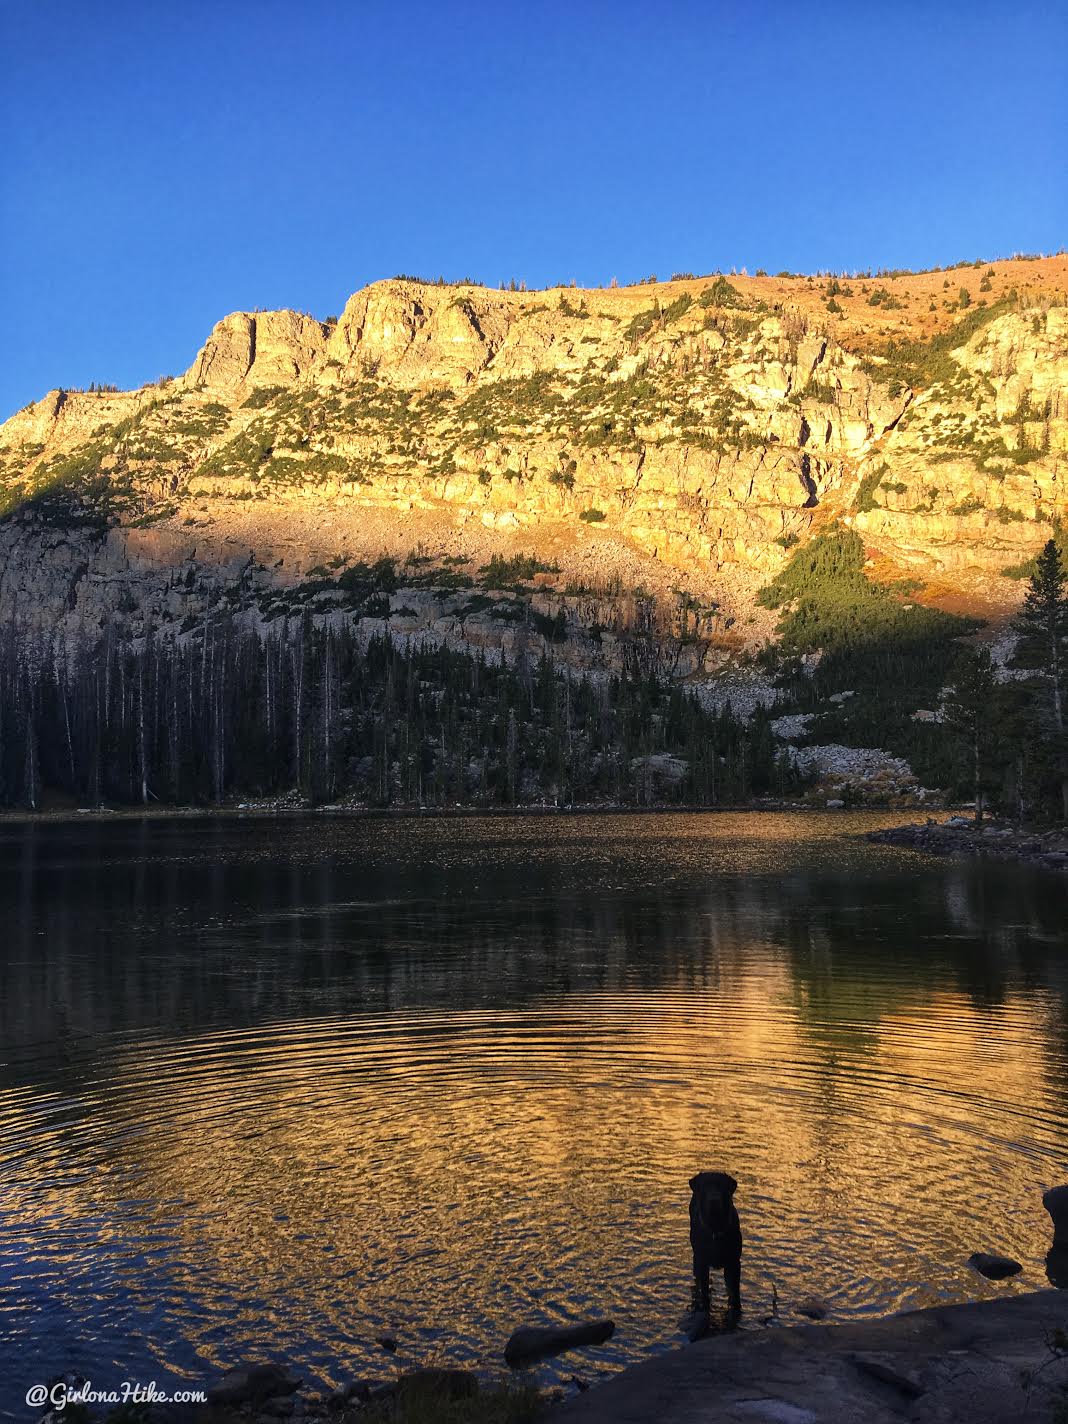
[{"xmin": 1, "ymin": 811, "xmax": 1066, "ymax": 1413}]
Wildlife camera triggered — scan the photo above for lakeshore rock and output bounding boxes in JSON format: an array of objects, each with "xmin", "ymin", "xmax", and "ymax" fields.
[
  {"xmin": 326, "ymin": 1380, "xmax": 371, "ymax": 1410},
  {"xmin": 505, "ymin": 1318, "xmax": 615, "ymax": 1366},
  {"xmin": 553, "ymin": 1289, "xmax": 1068, "ymax": 1423},
  {"xmin": 868, "ymin": 820, "xmax": 1068, "ymax": 872},
  {"xmin": 968, "ymin": 1251, "xmax": 1023, "ymax": 1280},
  {"xmin": 260, "ymin": 1398, "xmax": 295, "ymax": 1418},
  {"xmin": 207, "ymin": 1364, "xmax": 300, "ymax": 1407},
  {"xmin": 796, "ymin": 1298, "xmax": 830, "ymax": 1320}
]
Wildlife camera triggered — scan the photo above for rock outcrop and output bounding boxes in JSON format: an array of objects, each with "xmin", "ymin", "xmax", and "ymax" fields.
[{"xmin": 1, "ymin": 256, "xmax": 1066, "ymax": 674}]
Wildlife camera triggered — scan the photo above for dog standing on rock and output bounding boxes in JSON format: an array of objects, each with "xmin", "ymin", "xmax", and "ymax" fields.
[{"xmin": 688, "ymin": 1171, "xmax": 743, "ymax": 1316}]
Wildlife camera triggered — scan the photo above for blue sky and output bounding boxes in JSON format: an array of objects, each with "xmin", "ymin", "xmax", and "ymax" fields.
[{"xmin": 1, "ymin": 0, "xmax": 1065, "ymax": 418}]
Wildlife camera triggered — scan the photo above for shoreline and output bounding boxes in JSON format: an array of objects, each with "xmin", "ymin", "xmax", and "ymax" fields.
[
  {"xmin": 869, "ymin": 815, "xmax": 1068, "ymax": 871},
  {"xmin": 0, "ymin": 800, "xmax": 929, "ymax": 827},
  {"xmin": 150, "ymin": 1290, "xmax": 1068, "ymax": 1424},
  {"xmin": 554, "ymin": 1289, "xmax": 1068, "ymax": 1423}
]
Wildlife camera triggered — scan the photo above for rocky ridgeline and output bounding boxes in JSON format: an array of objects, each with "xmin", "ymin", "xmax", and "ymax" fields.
[
  {"xmin": 0, "ymin": 258, "xmax": 1066, "ymax": 676},
  {"xmin": 870, "ymin": 814, "xmax": 1068, "ymax": 868}
]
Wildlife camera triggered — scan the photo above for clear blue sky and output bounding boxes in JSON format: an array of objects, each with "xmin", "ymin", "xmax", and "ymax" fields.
[{"xmin": 2, "ymin": 0, "xmax": 1065, "ymax": 418}]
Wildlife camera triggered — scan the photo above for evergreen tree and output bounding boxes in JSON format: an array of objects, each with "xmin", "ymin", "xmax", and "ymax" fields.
[
  {"xmin": 0, "ymin": 619, "xmax": 796, "ymax": 811},
  {"xmin": 941, "ymin": 647, "xmax": 998, "ymax": 823},
  {"xmin": 1009, "ymin": 539, "xmax": 1068, "ymax": 822}
]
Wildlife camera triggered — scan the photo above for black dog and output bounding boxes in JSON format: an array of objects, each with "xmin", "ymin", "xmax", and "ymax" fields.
[{"xmin": 688, "ymin": 1171, "xmax": 743, "ymax": 1315}]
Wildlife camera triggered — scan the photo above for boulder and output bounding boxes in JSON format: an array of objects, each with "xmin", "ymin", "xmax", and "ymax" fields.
[
  {"xmin": 261, "ymin": 1399, "xmax": 294, "ymax": 1419},
  {"xmin": 796, "ymin": 1297, "xmax": 830, "ymax": 1320},
  {"xmin": 326, "ymin": 1381, "xmax": 371, "ymax": 1410},
  {"xmin": 968, "ymin": 1251, "xmax": 1023, "ymax": 1281},
  {"xmin": 504, "ymin": 1319, "xmax": 615, "ymax": 1367},
  {"xmin": 207, "ymin": 1364, "xmax": 300, "ymax": 1407}
]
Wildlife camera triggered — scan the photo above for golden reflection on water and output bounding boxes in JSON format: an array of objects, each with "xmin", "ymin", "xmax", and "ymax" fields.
[{"xmin": 0, "ymin": 812, "xmax": 1066, "ymax": 1405}]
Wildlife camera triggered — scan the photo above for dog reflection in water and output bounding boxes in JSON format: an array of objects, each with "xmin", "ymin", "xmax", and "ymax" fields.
[{"xmin": 688, "ymin": 1171, "xmax": 743, "ymax": 1323}]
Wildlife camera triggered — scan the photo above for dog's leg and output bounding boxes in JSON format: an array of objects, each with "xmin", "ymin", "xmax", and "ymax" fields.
[
  {"xmin": 724, "ymin": 1259, "xmax": 742, "ymax": 1317},
  {"xmin": 693, "ymin": 1261, "xmax": 711, "ymax": 1312}
]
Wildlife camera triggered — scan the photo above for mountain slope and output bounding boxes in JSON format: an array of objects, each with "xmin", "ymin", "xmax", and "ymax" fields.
[{"xmin": 1, "ymin": 257, "xmax": 1065, "ymax": 678}]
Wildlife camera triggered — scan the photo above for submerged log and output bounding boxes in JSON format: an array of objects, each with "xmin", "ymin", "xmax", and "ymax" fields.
[{"xmin": 504, "ymin": 1318, "xmax": 615, "ymax": 1367}]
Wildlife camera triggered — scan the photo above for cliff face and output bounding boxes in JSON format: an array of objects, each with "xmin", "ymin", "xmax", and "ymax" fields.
[{"xmin": 1, "ymin": 257, "xmax": 1065, "ymax": 672}]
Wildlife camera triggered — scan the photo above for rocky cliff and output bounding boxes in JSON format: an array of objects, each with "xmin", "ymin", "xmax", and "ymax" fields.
[{"xmin": 1, "ymin": 257, "xmax": 1065, "ymax": 679}]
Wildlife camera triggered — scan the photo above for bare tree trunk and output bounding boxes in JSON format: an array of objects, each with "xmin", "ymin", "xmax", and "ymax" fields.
[
  {"xmin": 1053, "ymin": 634, "xmax": 1068, "ymax": 822},
  {"xmin": 137, "ymin": 656, "xmax": 148, "ymax": 804}
]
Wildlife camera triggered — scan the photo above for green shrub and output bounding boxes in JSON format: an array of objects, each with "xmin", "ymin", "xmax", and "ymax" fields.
[
  {"xmin": 579, "ymin": 507, "xmax": 606, "ymax": 522},
  {"xmin": 240, "ymin": 385, "xmax": 285, "ymax": 409},
  {"xmin": 624, "ymin": 306, "xmax": 660, "ymax": 342},
  {"xmin": 699, "ymin": 277, "xmax": 745, "ymax": 309},
  {"xmin": 854, "ymin": 464, "xmax": 888, "ymax": 512},
  {"xmin": 481, "ymin": 554, "xmax": 559, "ymax": 589},
  {"xmin": 860, "ymin": 297, "xmax": 1014, "ymax": 396},
  {"xmin": 950, "ymin": 495, "xmax": 985, "ymax": 516}
]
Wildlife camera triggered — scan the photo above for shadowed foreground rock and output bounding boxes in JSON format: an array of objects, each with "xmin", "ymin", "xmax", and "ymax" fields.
[
  {"xmin": 504, "ymin": 1319, "xmax": 615, "ymax": 1366},
  {"xmin": 206, "ymin": 1365, "xmax": 300, "ymax": 1407},
  {"xmin": 555, "ymin": 1291, "xmax": 1068, "ymax": 1424}
]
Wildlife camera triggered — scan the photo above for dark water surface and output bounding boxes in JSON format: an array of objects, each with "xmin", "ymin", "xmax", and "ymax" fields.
[{"xmin": 1, "ymin": 812, "xmax": 1066, "ymax": 1411}]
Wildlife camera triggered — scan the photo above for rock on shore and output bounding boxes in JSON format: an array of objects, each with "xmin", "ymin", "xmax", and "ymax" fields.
[
  {"xmin": 868, "ymin": 816, "xmax": 1068, "ymax": 869},
  {"xmin": 553, "ymin": 1290, "xmax": 1068, "ymax": 1424}
]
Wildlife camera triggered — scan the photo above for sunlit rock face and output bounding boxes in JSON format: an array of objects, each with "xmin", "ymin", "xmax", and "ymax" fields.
[
  {"xmin": 0, "ymin": 256, "xmax": 1065, "ymax": 663},
  {"xmin": 183, "ymin": 311, "xmax": 331, "ymax": 394}
]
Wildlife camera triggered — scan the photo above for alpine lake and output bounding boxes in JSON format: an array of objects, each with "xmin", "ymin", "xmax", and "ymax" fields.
[{"xmin": 1, "ymin": 810, "xmax": 1066, "ymax": 1414}]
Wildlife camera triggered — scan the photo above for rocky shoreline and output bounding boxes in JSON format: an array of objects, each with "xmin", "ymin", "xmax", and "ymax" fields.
[
  {"xmin": 39, "ymin": 1194, "xmax": 1068, "ymax": 1424},
  {"xmin": 46, "ymin": 1293, "xmax": 1067, "ymax": 1424},
  {"xmin": 0, "ymin": 797, "xmax": 835, "ymax": 825},
  {"xmin": 555, "ymin": 1289, "xmax": 1068, "ymax": 1424},
  {"xmin": 868, "ymin": 814, "xmax": 1068, "ymax": 870}
]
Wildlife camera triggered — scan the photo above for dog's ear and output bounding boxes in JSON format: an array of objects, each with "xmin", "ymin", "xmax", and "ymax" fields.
[
  {"xmin": 724, "ymin": 1173, "xmax": 738, "ymax": 1197},
  {"xmin": 688, "ymin": 1175, "xmax": 700, "ymax": 1192}
]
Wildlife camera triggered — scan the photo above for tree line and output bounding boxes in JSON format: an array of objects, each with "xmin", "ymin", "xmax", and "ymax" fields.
[
  {"xmin": 1, "ymin": 539, "xmax": 1063, "ymax": 821},
  {"xmin": 0, "ymin": 621, "xmax": 797, "ymax": 811}
]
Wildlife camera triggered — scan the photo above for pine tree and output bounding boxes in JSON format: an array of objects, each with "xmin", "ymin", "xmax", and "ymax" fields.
[
  {"xmin": 942, "ymin": 647, "xmax": 998, "ymax": 823},
  {"xmin": 1010, "ymin": 539, "xmax": 1068, "ymax": 822}
]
